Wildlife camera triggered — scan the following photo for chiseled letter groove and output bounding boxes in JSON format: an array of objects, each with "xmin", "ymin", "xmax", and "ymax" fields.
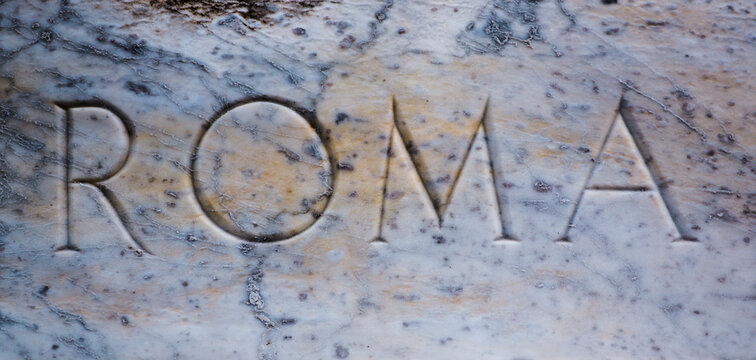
[
  {"xmin": 192, "ymin": 102, "xmax": 333, "ymax": 242},
  {"xmin": 58, "ymin": 104, "xmax": 150, "ymax": 254},
  {"xmin": 374, "ymin": 97, "xmax": 517, "ymax": 243},
  {"xmin": 561, "ymin": 109, "xmax": 697, "ymax": 243}
]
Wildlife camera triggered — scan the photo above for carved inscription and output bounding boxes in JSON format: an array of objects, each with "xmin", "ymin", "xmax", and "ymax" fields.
[
  {"xmin": 59, "ymin": 106, "xmax": 148, "ymax": 253},
  {"xmin": 54, "ymin": 99, "xmax": 697, "ymax": 248},
  {"xmin": 374, "ymin": 98, "xmax": 516, "ymax": 242},
  {"xmin": 393, "ymin": 95, "xmax": 488, "ymax": 219},
  {"xmin": 192, "ymin": 102, "xmax": 332, "ymax": 241},
  {"xmin": 560, "ymin": 113, "xmax": 696, "ymax": 242}
]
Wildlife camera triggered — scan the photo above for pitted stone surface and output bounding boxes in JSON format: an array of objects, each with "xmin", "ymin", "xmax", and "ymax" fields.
[{"xmin": 0, "ymin": 1, "xmax": 754, "ymax": 359}]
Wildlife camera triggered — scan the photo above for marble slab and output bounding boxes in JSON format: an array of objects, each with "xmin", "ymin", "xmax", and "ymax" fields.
[{"xmin": 0, "ymin": 0, "xmax": 754, "ymax": 359}]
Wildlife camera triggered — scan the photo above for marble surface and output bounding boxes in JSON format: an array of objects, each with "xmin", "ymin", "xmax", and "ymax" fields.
[{"xmin": 0, "ymin": 0, "xmax": 754, "ymax": 359}]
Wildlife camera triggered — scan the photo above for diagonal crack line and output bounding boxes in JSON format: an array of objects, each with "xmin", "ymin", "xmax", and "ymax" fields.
[{"xmin": 618, "ymin": 79, "xmax": 707, "ymax": 141}]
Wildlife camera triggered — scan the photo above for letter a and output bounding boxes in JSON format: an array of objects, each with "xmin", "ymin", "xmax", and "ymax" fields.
[{"xmin": 561, "ymin": 112, "xmax": 696, "ymax": 242}]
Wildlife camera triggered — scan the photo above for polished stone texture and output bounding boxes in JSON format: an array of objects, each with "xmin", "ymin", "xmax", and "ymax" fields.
[{"xmin": 0, "ymin": 0, "xmax": 754, "ymax": 359}]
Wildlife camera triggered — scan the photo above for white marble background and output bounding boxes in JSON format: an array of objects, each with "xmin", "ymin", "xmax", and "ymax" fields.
[{"xmin": 0, "ymin": 0, "xmax": 754, "ymax": 359}]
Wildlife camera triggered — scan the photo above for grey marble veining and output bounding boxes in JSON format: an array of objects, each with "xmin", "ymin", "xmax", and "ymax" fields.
[{"xmin": 0, "ymin": 0, "xmax": 754, "ymax": 359}]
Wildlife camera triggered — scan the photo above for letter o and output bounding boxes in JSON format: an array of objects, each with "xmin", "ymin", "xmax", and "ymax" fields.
[{"xmin": 192, "ymin": 102, "xmax": 332, "ymax": 242}]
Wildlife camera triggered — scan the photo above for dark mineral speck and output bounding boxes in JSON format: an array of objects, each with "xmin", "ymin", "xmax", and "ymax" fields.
[
  {"xmin": 334, "ymin": 344, "xmax": 350, "ymax": 358},
  {"xmin": 339, "ymin": 35, "xmax": 356, "ymax": 49},
  {"xmin": 533, "ymin": 180, "xmax": 552, "ymax": 193}
]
